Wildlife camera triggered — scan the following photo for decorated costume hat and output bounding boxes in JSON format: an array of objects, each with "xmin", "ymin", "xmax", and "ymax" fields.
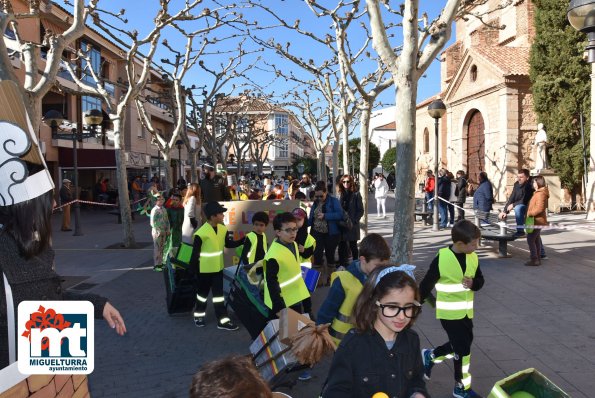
[{"xmin": 0, "ymin": 81, "xmax": 54, "ymax": 206}]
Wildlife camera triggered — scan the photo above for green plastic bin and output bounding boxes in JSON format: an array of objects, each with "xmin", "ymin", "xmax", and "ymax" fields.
[{"xmin": 488, "ymin": 368, "xmax": 570, "ymax": 398}]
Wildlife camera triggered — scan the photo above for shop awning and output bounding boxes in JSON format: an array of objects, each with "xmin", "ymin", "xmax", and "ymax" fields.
[{"xmin": 58, "ymin": 147, "xmax": 116, "ymax": 168}]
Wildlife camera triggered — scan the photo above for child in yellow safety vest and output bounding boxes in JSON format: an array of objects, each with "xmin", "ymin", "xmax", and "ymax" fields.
[
  {"xmin": 263, "ymin": 212, "xmax": 311, "ymax": 316},
  {"xmin": 189, "ymin": 202, "xmax": 244, "ymax": 331},
  {"xmin": 316, "ymin": 233, "xmax": 391, "ymax": 345},
  {"xmin": 238, "ymin": 211, "xmax": 270, "ymax": 266},
  {"xmin": 419, "ymin": 220, "xmax": 485, "ymax": 398}
]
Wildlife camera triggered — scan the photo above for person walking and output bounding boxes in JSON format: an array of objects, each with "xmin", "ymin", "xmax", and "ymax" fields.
[
  {"xmin": 374, "ymin": 173, "xmax": 389, "ymax": 218},
  {"xmin": 59, "ymin": 179, "xmax": 73, "ymax": 231},
  {"xmin": 182, "ymin": 183, "xmax": 202, "ymax": 244},
  {"xmin": 472, "ymin": 172, "xmax": 493, "ymax": 225},
  {"xmin": 337, "ymin": 175, "xmax": 364, "ymax": 268},
  {"xmin": 524, "ymin": 175, "xmax": 549, "ymax": 266},
  {"xmin": 448, "ymin": 171, "xmax": 458, "ymax": 227}
]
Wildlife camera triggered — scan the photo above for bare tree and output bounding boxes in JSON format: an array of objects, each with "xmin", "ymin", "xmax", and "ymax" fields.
[
  {"xmin": 365, "ymin": 0, "xmax": 513, "ymax": 263},
  {"xmin": 0, "ymin": 0, "xmax": 94, "ymax": 130},
  {"xmin": 62, "ymin": 1, "xmax": 220, "ymax": 247}
]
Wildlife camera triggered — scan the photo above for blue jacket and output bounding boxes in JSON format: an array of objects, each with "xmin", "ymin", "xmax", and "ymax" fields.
[
  {"xmin": 308, "ymin": 194, "xmax": 343, "ymax": 236},
  {"xmin": 473, "ymin": 179, "xmax": 494, "ymax": 212},
  {"xmin": 316, "ymin": 261, "xmax": 366, "ymax": 325}
]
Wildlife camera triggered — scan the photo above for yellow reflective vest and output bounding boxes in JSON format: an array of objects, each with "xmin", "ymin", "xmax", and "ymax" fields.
[
  {"xmin": 242, "ymin": 231, "xmax": 267, "ymax": 264},
  {"xmin": 435, "ymin": 248, "xmax": 478, "ymax": 320},
  {"xmin": 194, "ymin": 222, "xmax": 227, "ymax": 273},
  {"xmin": 264, "ymin": 240, "xmax": 310, "ymax": 309},
  {"xmin": 328, "ymin": 271, "xmax": 362, "ymax": 345},
  {"xmin": 299, "ymin": 233, "xmax": 316, "ymax": 268}
]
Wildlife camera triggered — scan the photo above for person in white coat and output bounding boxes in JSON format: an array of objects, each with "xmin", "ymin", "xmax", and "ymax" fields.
[
  {"xmin": 182, "ymin": 183, "xmax": 202, "ymax": 244},
  {"xmin": 374, "ymin": 173, "xmax": 389, "ymax": 218}
]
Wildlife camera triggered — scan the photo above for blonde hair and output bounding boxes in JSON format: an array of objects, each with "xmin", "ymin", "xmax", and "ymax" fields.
[{"xmin": 184, "ymin": 183, "xmax": 201, "ymax": 206}]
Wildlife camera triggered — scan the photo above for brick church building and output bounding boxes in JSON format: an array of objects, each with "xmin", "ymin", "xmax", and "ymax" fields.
[{"xmin": 414, "ymin": 0, "xmax": 546, "ymax": 202}]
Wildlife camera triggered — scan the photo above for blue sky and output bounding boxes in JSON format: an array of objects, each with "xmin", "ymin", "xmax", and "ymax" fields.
[{"xmin": 82, "ymin": 1, "xmax": 454, "ymax": 127}]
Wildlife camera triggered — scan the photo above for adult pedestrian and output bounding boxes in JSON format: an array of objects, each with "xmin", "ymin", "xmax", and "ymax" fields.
[
  {"xmin": 59, "ymin": 178, "xmax": 73, "ymax": 231},
  {"xmin": 131, "ymin": 176, "xmax": 143, "ymax": 202},
  {"xmin": 200, "ymin": 164, "xmax": 231, "ymax": 202},
  {"xmin": 182, "ymin": 183, "xmax": 202, "ymax": 244},
  {"xmin": 424, "ymin": 170, "xmax": 435, "ymax": 212},
  {"xmin": 473, "ymin": 171, "xmax": 494, "ymax": 224},
  {"xmin": 337, "ymin": 175, "xmax": 364, "ymax": 268},
  {"xmin": 498, "ymin": 169, "xmax": 533, "ymax": 237},
  {"xmin": 447, "ymin": 171, "xmax": 458, "ymax": 227},
  {"xmin": 298, "ymin": 174, "xmax": 315, "ymax": 198},
  {"xmin": 308, "ymin": 181, "xmax": 343, "ymax": 285},
  {"xmin": 524, "ymin": 175, "xmax": 549, "ymax": 266},
  {"xmin": 455, "ymin": 170, "xmax": 468, "ymax": 221},
  {"xmin": 374, "ymin": 173, "xmax": 389, "ymax": 218},
  {"xmin": 436, "ymin": 169, "xmax": 451, "ymax": 229}
]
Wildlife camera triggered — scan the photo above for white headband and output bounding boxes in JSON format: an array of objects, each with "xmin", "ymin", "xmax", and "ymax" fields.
[{"xmin": 374, "ymin": 264, "xmax": 417, "ymax": 287}]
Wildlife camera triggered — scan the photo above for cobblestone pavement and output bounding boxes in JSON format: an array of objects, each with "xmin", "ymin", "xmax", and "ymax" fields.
[{"xmin": 51, "ymin": 201, "xmax": 595, "ymax": 398}]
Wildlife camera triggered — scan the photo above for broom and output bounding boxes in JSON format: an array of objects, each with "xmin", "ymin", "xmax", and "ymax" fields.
[{"xmin": 288, "ymin": 323, "xmax": 336, "ymax": 366}]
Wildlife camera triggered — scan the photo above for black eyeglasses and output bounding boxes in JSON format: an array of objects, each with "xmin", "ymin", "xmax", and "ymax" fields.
[
  {"xmin": 281, "ymin": 227, "xmax": 298, "ymax": 233},
  {"xmin": 375, "ymin": 301, "xmax": 421, "ymax": 318}
]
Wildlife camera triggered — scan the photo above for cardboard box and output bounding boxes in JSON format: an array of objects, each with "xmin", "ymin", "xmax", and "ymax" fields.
[
  {"xmin": 278, "ymin": 308, "xmax": 314, "ymax": 345},
  {"xmin": 487, "ymin": 368, "xmax": 570, "ymax": 398},
  {"xmin": 250, "ymin": 320, "xmax": 298, "ymax": 382}
]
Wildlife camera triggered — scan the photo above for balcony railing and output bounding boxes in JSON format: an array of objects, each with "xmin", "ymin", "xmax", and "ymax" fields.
[{"xmin": 147, "ymin": 97, "xmax": 172, "ymax": 112}]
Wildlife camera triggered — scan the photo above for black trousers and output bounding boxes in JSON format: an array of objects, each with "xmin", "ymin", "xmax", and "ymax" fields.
[
  {"xmin": 193, "ymin": 270, "xmax": 228, "ymax": 321},
  {"xmin": 455, "ymin": 201, "xmax": 465, "ymax": 221},
  {"xmin": 311, "ymin": 231, "xmax": 340, "ymax": 267},
  {"xmin": 433, "ymin": 317, "xmax": 474, "ymax": 383},
  {"xmin": 338, "ymin": 240, "xmax": 358, "ymax": 266}
]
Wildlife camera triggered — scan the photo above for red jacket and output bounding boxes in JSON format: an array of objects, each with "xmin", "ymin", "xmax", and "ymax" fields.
[{"xmin": 424, "ymin": 176, "xmax": 435, "ymax": 193}]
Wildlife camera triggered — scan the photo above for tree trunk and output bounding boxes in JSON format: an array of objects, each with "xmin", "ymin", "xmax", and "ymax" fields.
[
  {"xmin": 391, "ymin": 79, "xmax": 418, "ymax": 264},
  {"xmin": 112, "ymin": 117, "xmax": 136, "ymax": 248},
  {"xmin": 359, "ymin": 106, "xmax": 372, "ymax": 236},
  {"xmin": 317, "ymin": 149, "xmax": 326, "ymax": 183},
  {"xmin": 189, "ymin": 149, "xmax": 198, "ymax": 183},
  {"xmin": 342, "ymin": 115, "xmax": 350, "ymax": 173},
  {"xmin": 332, "ymin": 131, "xmax": 339, "ymax": 186},
  {"xmin": 162, "ymin": 151, "xmax": 172, "ymax": 193}
]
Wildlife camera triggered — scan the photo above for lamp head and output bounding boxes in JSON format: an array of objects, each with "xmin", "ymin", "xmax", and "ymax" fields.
[
  {"xmin": 43, "ymin": 109, "xmax": 64, "ymax": 128},
  {"xmin": 427, "ymin": 99, "xmax": 446, "ymax": 119},
  {"xmin": 84, "ymin": 109, "xmax": 103, "ymax": 126}
]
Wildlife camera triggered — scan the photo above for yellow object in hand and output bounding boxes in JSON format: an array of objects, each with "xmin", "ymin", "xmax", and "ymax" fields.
[{"xmin": 372, "ymin": 393, "xmax": 389, "ymax": 398}]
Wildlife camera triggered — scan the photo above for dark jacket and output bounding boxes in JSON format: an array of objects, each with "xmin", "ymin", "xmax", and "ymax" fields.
[
  {"xmin": 200, "ymin": 175, "xmax": 231, "ymax": 202},
  {"xmin": 504, "ymin": 181, "xmax": 533, "ymax": 211},
  {"xmin": 308, "ymin": 195, "xmax": 343, "ymax": 236},
  {"xmin": 59, "ymin": 185, "xmax": 72, "ymax": 204},
  {"xmin": 456, "ymin": 177, "xmax": 468, "ymax": 203},
  {"xmin": 473, "ymin": 179, "xmax": 493, "ymax": 212},
  {"xmin": 339, "ymin": 190, "xmax": 364, "ymax": 241},
  {"xmin": 322, "ymin": 328, "xmax": 430, "ymax": 398},
  {"xmin": 437, "ymin": 175, "xmax": 451, "ymax": 199},
  {"xmin": 0, "ymin": 232, "xmax": 108, "ymax": 368}
]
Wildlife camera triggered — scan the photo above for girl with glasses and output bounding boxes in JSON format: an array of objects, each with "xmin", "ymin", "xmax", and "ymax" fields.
[{"xmin": 322, "ymin": 266, "xmax": 428, "ymax": 398}]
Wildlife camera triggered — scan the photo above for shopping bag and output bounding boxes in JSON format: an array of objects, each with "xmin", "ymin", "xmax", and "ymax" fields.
[{"xmin": 525, "ymin": 216, "xmax": 535, "ymax": 234}]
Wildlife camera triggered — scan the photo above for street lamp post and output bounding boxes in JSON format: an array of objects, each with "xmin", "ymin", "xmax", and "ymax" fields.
[
  {"xmin": 349, "ymin": 147, "xmax": 356, "ymax": 177},
  {"xmin": 176, "ymin": 139, "xmax": 184, "ymax": 182},
  {"xmin": 568, "ymin": 0, "xmax": 595, "ymax": 219},
  {"xmin": 44, "ymin": 109, "xmax": 103, "ymax": 236},
  {"xmin": 428, "ymin": 99, "xmax": 447, "ymax": 231}
]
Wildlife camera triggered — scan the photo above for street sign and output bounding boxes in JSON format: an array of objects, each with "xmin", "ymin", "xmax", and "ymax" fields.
[{"xmin": 53, "ymin": 133, "xmax": 95, "ymax": 140}]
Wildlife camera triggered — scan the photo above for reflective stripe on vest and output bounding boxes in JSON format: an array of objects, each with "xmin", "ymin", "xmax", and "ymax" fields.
[
  {"xmin": 263, "ymin": 240, "xmax": 310, "ymax": 309},
  {"xmin": 329, "ymin": 271, "xmax": 362, "ymax": 343},
  {"xmin": 435, "ymin": 248, "xmax": 478, "ymax": 320},
  {"xmin": 194, "ymin": 223, "xmax": 227, "ymax": 273}
]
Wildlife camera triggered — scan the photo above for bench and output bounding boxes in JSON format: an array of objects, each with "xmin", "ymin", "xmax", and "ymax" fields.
[
  {"xmin": 474, "ymin": 211, "xmax": 518, "ymax": 257},
  {"xmin": 108, "ymin": 208, "xmax": 138, "ymax": 224},
  {"xmin": 415, "ymin": 198, "xmax": 432, "ymax": 225}
]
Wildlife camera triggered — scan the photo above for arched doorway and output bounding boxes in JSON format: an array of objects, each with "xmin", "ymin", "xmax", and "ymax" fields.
[{"xmin": 467, "ymin": 110, "xmax": 485, "ymax": 185}]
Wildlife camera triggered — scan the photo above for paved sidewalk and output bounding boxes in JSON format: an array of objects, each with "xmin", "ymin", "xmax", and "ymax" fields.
[{"xmin": 51, "ymin": 205, "xmax": 595, "ymax": 397}]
